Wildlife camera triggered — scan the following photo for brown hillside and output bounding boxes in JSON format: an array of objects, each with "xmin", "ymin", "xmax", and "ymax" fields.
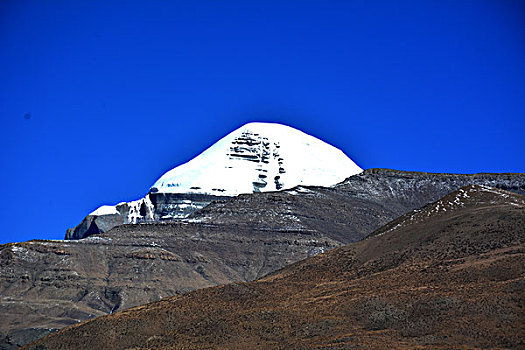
[
  {"xmin": 24, "ymin": 185, "xmax": 525, "ymax": 349},
  {"xmin": 4, "ymin": 170, "xmax": 523, "ymax": 348}
]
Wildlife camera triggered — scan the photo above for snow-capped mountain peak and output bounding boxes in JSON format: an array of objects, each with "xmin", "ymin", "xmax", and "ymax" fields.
[
  {"xmin": 150, "ymin": 122, "xmax": 362, "ymax": 196},
  {"xmin": 69, "ymin": 122, "xmax": 362, "ymax": 240}
]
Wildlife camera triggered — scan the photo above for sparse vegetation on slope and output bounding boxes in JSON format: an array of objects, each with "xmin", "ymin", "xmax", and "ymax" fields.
[{"xmin": 24, "ymin": 186, "xmax": 525, "ymax": 349}]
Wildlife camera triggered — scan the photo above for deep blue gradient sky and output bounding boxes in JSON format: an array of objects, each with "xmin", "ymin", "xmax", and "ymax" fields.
[{"xmin": 1, "ymin": 0, "xmax": 524, "ymax": 244}]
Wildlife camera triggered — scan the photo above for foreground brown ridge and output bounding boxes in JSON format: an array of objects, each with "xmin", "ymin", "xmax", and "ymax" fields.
[{"xmin": 25, "ymin": 185, "xmax": 525, "ymax": 349}]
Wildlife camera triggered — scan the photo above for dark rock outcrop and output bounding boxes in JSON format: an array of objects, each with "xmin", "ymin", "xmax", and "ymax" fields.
[{"xmin": 65, "ymin": 193, "xmax": 231, "ymax": 240}]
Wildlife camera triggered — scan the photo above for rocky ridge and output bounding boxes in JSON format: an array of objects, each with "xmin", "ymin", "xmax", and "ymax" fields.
[
  {"xmin": 1, "ymin": 169, "xmax": 524, "ymax": 348},
  {"xmin": 23, "ymin": 185, "xmax": 525, "ymax": 349}
]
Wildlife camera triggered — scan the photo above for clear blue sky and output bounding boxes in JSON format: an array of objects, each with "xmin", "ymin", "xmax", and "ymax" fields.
[{"xmin": 1, "ymin": 0, "xmax": 524, "ymax": 244}]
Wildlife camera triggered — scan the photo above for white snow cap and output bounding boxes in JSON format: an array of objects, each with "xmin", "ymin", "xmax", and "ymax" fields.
[
  {"xmin": 90, "ymin": 205, "xmax": 118, "ymax": 216},
  {"xmin": 151, "ymin": 122, "xmax": 362, "ymax": 196}
]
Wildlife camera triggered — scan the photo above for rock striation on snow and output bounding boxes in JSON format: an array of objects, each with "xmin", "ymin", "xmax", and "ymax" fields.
[
  {"xmin": 151, "ymin": 122, "xmax": 362, "ymax": 195},
  {"xmin": 66, "ymin": 122, "xmax": 362, "ymax": 240}
]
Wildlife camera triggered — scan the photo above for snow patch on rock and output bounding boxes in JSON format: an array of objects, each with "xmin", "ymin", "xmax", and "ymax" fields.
[{"xmin": 90, "ymin": 205, "xmax": 119, "ymax": 216}]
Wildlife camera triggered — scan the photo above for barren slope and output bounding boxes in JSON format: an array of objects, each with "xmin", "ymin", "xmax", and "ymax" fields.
[
  {"xmin": 24, "ymin": 185, "xmax": 525, "ymax": 349},
  {"xmin": 2, "ymin": 170, "xmax": 524, "ymax": 348}
]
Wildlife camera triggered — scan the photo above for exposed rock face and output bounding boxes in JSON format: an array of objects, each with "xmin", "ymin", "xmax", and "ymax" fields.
[
  {"xmin": 23, "ymin": 186, "xmax": 525, "ymax": 349},
  {"xmin": 336, "ymin": 168, "xmax": 525, "ymax": 201},
  {"xmin": 149, "ymin": 193, "xmax": 232, "ymax": 220},
  {"xmin": 189, "ymin": 169, "xmax": 525, "ymax": 242},
  {"xmin": 2, "ymin": 169, "xmax": 525, "ymax": 348},
  {"xmin": 65, "ymin": 193, "xmax": 230, "ymax": 240}
]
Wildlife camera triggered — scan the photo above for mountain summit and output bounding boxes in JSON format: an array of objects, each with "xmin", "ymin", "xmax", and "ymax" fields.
[
  {"xmin": 66, "ymin": 122, "xmax": 361, "ymax": 239},
  {"xmin": 152, "ymin": 122, "xmax": 362, "ymax": 196}
]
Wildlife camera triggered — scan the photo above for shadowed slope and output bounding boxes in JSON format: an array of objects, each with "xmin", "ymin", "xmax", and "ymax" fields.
[
  {"xmin": 24, "ymin": 185, "xmax": 525, "ymax": 349},
  {"xmin": 189, "ymin": 169, "xmax": 525, "ymax": 243}
]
